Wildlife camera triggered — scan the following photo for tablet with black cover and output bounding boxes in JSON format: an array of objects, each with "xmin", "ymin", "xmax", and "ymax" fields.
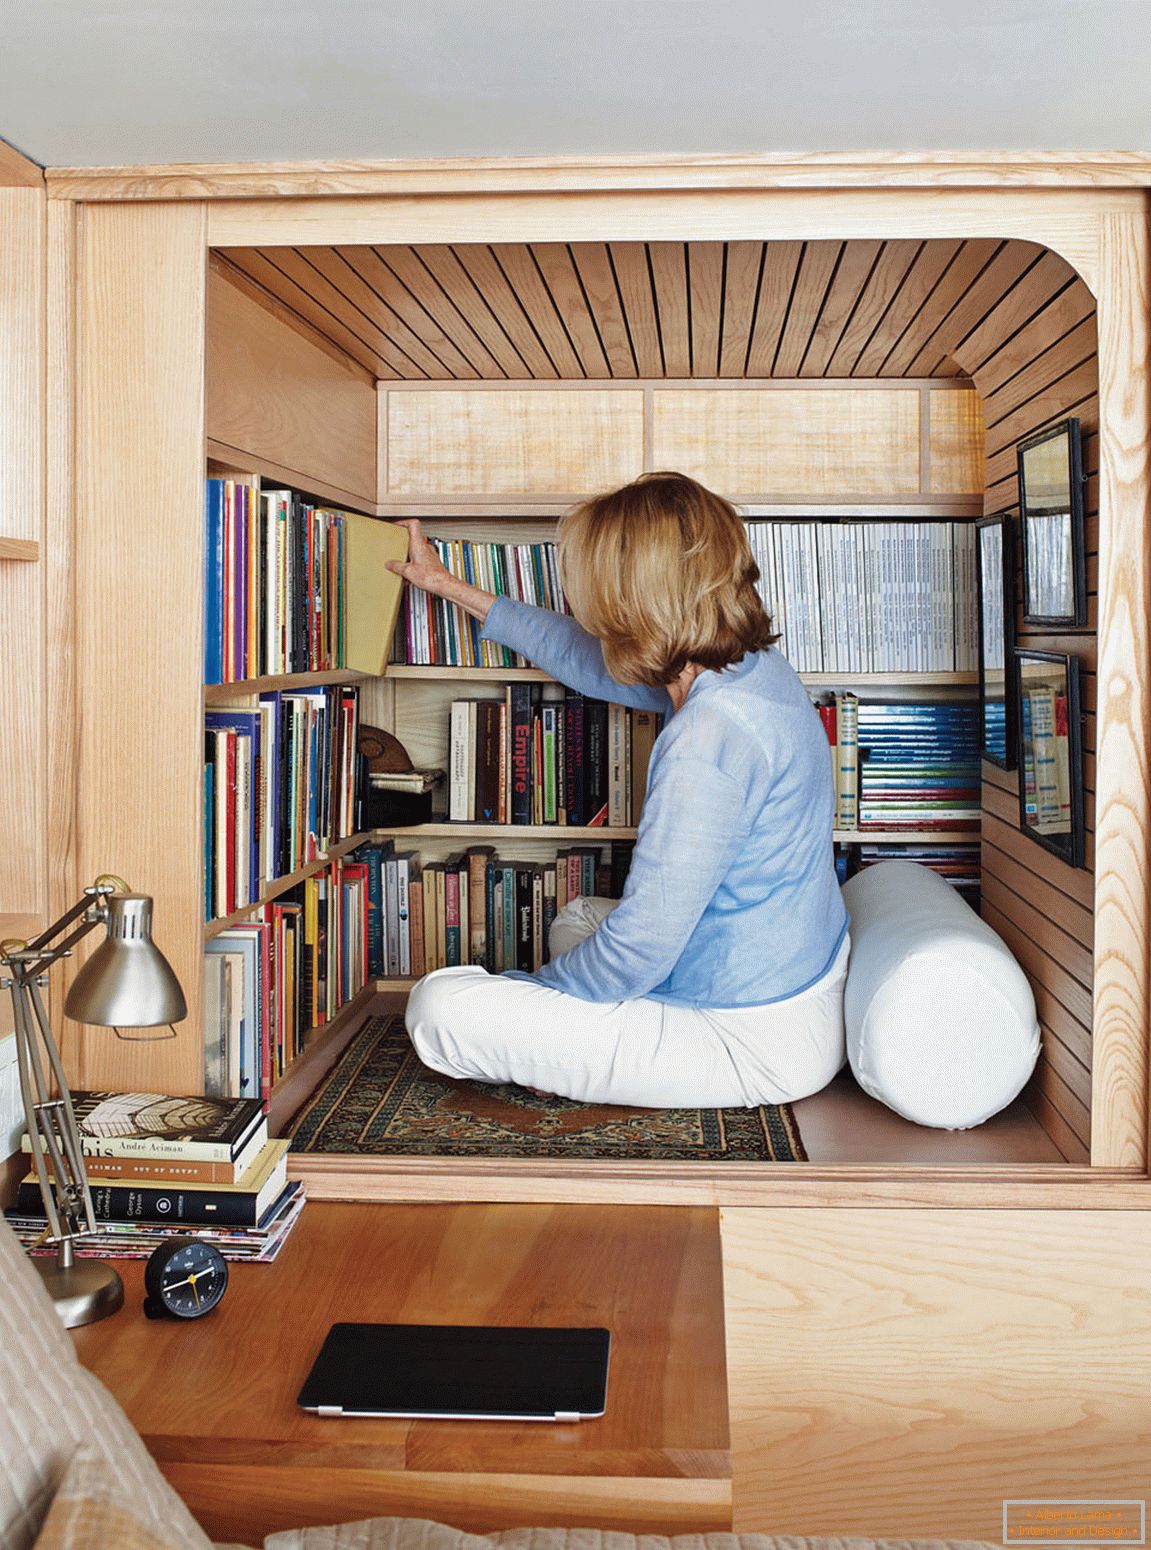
[{"xmin": 297, "ymin": 1323, "xmax": 611, "ymax": 1421}]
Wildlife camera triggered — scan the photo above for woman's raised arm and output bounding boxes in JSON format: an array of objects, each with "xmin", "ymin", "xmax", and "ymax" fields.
[{"xmin": 386, "ymin": 519, "xmax": 671, "ymax": 715}]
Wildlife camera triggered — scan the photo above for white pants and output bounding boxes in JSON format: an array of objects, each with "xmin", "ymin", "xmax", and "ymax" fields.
[{"xmin": 406, "ymin": 896, "xmax": 850, "ymax": 1109}]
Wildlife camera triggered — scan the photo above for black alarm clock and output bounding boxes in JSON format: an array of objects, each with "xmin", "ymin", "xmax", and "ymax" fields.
[{"xmin": 143, "ymin": 1237, "xmax": 229, "ymax": 1320}]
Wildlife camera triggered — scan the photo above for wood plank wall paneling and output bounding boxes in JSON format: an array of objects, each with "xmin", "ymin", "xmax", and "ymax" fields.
[
  {"xmin": 0, "ymin": 188, "xmax": 46, "ymax": 924},
  {"xmin": 1090, "ymin": 212, "xmax": 1151, "ymax": 1169},
  {"xmin": 73, "ymin": 203, "xmax": 208, "ymax": 1092},
  {"xmin": 206, "ymin": 266, "xmax": 379, "ymax": 507},
  {"xmin": 949, "ymin": 265, "xmax": 1099, "ymax": 1164},
  {"xmin": 722, "ymin": 1207, "xmax": 1151, "ymax": 1538},
  {"xmin": 217, "ymin": 238, "xmax": 1056, "ymax": 385}
]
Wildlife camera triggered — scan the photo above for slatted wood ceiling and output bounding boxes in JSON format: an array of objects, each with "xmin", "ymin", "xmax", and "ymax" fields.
[
  {"xmin": 215, "ymin": 237, "xmax": 1071, "ymax": 383},
  {"xmin": 214, "ymin": 235, "xmax": 1098, "ymax": 1160}
]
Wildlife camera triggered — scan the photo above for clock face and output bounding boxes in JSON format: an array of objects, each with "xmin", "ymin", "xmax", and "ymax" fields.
[{"xmin": 146, "ymin": 1238, "xmax": 229, "ymax": 1319}]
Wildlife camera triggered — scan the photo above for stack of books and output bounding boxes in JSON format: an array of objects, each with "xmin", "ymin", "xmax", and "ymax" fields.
[
  {"xmin": 355, "ymin": 840, "xmax": 629, "ymax": 978},
  {"xmin": 204, "ymin": 685, "xmax": 362, "ymax": 920},
  {"xmin": 6, "ymin": 1093, "xmax": 304, "ymax": 1264},
  {"xmin": 746, "ymin": 519, "xmax": 978, "ymax": 673},
  {"xmin": 854, "ymin": 701, "xmax": 981, "ymax": 831},
  {"xmin": 204, "ymin": 854, "xmax": 370, "ymax": 1098},
  {"xmin": 445, "ymin": 690, "xmax": 662, "ymax": 829},
  {"xmin": 396, "ymin": 537, "xmax": 567, "ymax": 668}
]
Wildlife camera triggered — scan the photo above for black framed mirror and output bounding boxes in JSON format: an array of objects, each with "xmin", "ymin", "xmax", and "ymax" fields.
[
  {"xmin": 1017, "ymin": 417, "xmax": 1087, "ymax": 627},
  {"xmin": 976, "ymin": 514, "xmax": 1017, "ymax": 768},
  {"xmin": 1015, "ymin": 648, "xmax": 1084, "ymax": 868}
]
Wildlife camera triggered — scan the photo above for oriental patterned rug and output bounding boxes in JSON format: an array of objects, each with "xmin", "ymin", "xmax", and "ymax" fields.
[{"xmin": 288, "ymin": 1014, "xmax": 807, "ymax": 1161}]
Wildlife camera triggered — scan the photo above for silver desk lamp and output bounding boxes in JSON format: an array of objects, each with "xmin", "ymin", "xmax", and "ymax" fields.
[{"xmin": 0, "ymin": 876, "xmax": 187, "ymax": 1327}]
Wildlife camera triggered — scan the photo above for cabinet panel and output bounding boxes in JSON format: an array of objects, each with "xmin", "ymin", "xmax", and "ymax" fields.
[
  {"xmin": 651, "ymin": 387, "xmax": 924, "ymax": 496},
  {"xmin": 384, "ymin": 389, "xmax": 645, "ymax": 497},
  {"xmin": 723, "ymin": 1206, "xmax": 1151, "ymax": 1538}
]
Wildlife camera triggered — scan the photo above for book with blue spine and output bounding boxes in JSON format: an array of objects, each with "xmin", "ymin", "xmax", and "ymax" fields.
[{"xmin": 204, "ymin": 480, "xmax": 226, "ymax": 684}]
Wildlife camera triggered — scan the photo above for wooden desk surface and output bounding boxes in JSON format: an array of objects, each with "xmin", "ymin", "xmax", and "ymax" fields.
[{"xmin": 73, "ymin": 1201, "xmax": 730, "ymax": 1542}]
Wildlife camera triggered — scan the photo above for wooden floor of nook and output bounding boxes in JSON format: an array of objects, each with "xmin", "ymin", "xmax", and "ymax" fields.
[{"xmin": 286, "ymin": 991, "xmax": 1061, "ymax": 1166}]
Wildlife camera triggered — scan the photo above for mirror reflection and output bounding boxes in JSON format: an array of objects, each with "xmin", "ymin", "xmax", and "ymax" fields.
[
  {"xmin": 1016, "ymin": 650, "xmax": 1082, "ymax": 866},
  {"xmin": 977, "ymin": 519, "xmax": 1012, "ymax": 767},
  {"xmin": 1018, "ymin": 421, "xmax": 1084, "ymax": 625}
]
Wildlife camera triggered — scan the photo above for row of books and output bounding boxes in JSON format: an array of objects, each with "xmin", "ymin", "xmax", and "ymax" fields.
[
  {"xmin": 357, "ymin": 840, "xmax": 630, "ymax": 978},
  {"xmin": 746, "ymin": 520, "xmax": 978, "ymax": 674},
  {"xmin": 446, "ymin": 691, "xmax": 662, "ymax": 828},
  {"xmin": 391, "ymin": 522, "xmax": 978, "ymax": 676},
  {"xmin": 204, "ymin": 478, "xmax": 405, "ymax": 688},
  {"xmin": 819, "ymin": 695, "xmax": 981, "ymax": 831},
  {"xmin": 205, "ymin": 855, "xmax": 370, "ymax": 1100},
  {"xmin": 854, "ymin": 842, "xmax": 982, "ymax": 911},
  {"xmin": 205, "ymin": 479, "xmax": 347, "ymax": 685},
  {"xmin": 7, "ymin": 1094, "xmax": 305, "ymax": 1262},
  {"xmin": 397, "ymin": 536, "xmax": 567, "ymax": 669},
  {"xmin": 204, "ymin": 686, "xmax": 362, "ymax": 921}
]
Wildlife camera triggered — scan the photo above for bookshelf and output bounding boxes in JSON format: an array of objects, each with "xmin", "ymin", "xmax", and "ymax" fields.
[
  {"xmin": 200, "ymin": 457, "xmax": 985, "ymax": 1104},
  {"xmin": 203, "ymin": 833, "xmax": 373, "ymax": 938},
  {"xmin": 195, "ymin": 464, "xmax": 989, "ymax": 1125}
]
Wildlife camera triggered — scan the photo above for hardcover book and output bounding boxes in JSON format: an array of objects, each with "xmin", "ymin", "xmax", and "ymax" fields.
[{"xmin": 40, "ymin": 1092, "xmax": 266, "ymax": 1161}]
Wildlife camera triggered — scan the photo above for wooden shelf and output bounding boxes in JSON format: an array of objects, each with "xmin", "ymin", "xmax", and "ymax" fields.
[
  {"xmin": 266, "ymin": 980, "xmax": 376, "ymax": 1135},
  {"xmin": 204, "ymin": 833, "xmax": 371, "ymax": 937},
  {"xmin": 803, "ymin": 671, "xmax": 978, "ymax": 689},
  {"xmin": 369, "ymin": 824, "xmax": 975, "ymax": 846},
  {"xmin": 369, "ymin": 823, "xmax": 637, "ymax": 842},
  {"xmin": 386, "ymin": 664, "xmax": 551, "ymax": 682},
  {"xmin": 834, "ymin": 829, "xmax": 979, "ymax": 844},
  {"xmin": 0, "ymin": 913, "xmax": 44, "ymax": 945},
  {"xmin": 206, "ymin": 439, "xmax": 376, "ymax": 518},
  {"xmin": 205, "ymin": 669, "xmax": 373, "ymax": 702},
  {"xmin": 0, "ymin": 537, "xmax": 39, "ymax": 562},
  {"xmin": 387, "ymin": 664, "xmax": 979, "ymax": 689}
]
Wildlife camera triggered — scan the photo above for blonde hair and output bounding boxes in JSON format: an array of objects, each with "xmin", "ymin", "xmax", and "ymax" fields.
[{"xmin": 558, "ymin": 471, "xmax": 779, "ymax": 686}]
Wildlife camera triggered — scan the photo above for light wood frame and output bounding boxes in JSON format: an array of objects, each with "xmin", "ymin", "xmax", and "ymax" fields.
[{"xmin": 44, "ymin": 160, "xmax": 1151, "ymax": 1200}]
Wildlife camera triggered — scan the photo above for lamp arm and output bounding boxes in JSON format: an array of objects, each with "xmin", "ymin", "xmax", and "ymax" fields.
[
  {"xmin": 11, "ymin": 914, "xmax": 106, "ymax": 982},
  {"xmin": 27, "ymin": 975, "xmax": 97, "ymax": 1235},
  {"xmin": 22, "ymin": 892, "xmax": 100, "ymax": 956},
  {"xmin": 10, "ymin": 984, "xmax": 65, "ymax": 1241}
]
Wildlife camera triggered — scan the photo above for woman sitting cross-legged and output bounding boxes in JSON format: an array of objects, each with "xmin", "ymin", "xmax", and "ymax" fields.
[{"xmin": 386, "ymin": 472, "xmax": 850, "ymax": 1110}]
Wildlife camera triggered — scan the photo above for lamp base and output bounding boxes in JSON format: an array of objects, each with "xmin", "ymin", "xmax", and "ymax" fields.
[{"xmin": 35, "ymin": 1256, "xmax": 124, "ymax": 1328}]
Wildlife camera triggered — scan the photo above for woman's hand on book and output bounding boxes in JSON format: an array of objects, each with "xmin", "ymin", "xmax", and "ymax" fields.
[
  {"xmin": 386, "ymin": 519, "xmax": 496, "ymax": 623},
  {"xmin": 386, "ymin": 519, "xmax": 451, "ymax": 592}
]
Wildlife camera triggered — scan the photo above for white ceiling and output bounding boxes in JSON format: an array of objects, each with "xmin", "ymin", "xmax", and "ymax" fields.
[{"xmin": 2, "ymin": 0, "xmax": 1149, "ymax": 169}]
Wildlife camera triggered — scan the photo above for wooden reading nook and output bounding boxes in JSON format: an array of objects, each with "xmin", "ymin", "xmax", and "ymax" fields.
[{"xmin": 2, "ymin": 152, "xmax": 1150, "ymax": 1537}]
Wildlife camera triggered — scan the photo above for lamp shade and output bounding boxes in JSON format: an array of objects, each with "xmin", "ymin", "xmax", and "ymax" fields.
[{"xmin": 64, "ymin": 894, "xmax": 187, "ymax": 1027}]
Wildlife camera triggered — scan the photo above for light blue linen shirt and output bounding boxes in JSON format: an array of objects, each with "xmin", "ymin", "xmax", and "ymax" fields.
[{"xmin": 480, "ymin": 596, "xmax": 849, "ymax": 1008}]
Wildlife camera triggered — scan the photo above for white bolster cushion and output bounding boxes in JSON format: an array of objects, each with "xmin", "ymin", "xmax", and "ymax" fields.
[{"xmin": 840, "ymin": 860, "xmax": 1041, "ymax": 1130}]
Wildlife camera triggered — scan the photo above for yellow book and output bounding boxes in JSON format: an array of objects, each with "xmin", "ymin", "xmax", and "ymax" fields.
[{"xmin": 344, "ymin": 513, "xmax": 409, "ymax": 675}]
